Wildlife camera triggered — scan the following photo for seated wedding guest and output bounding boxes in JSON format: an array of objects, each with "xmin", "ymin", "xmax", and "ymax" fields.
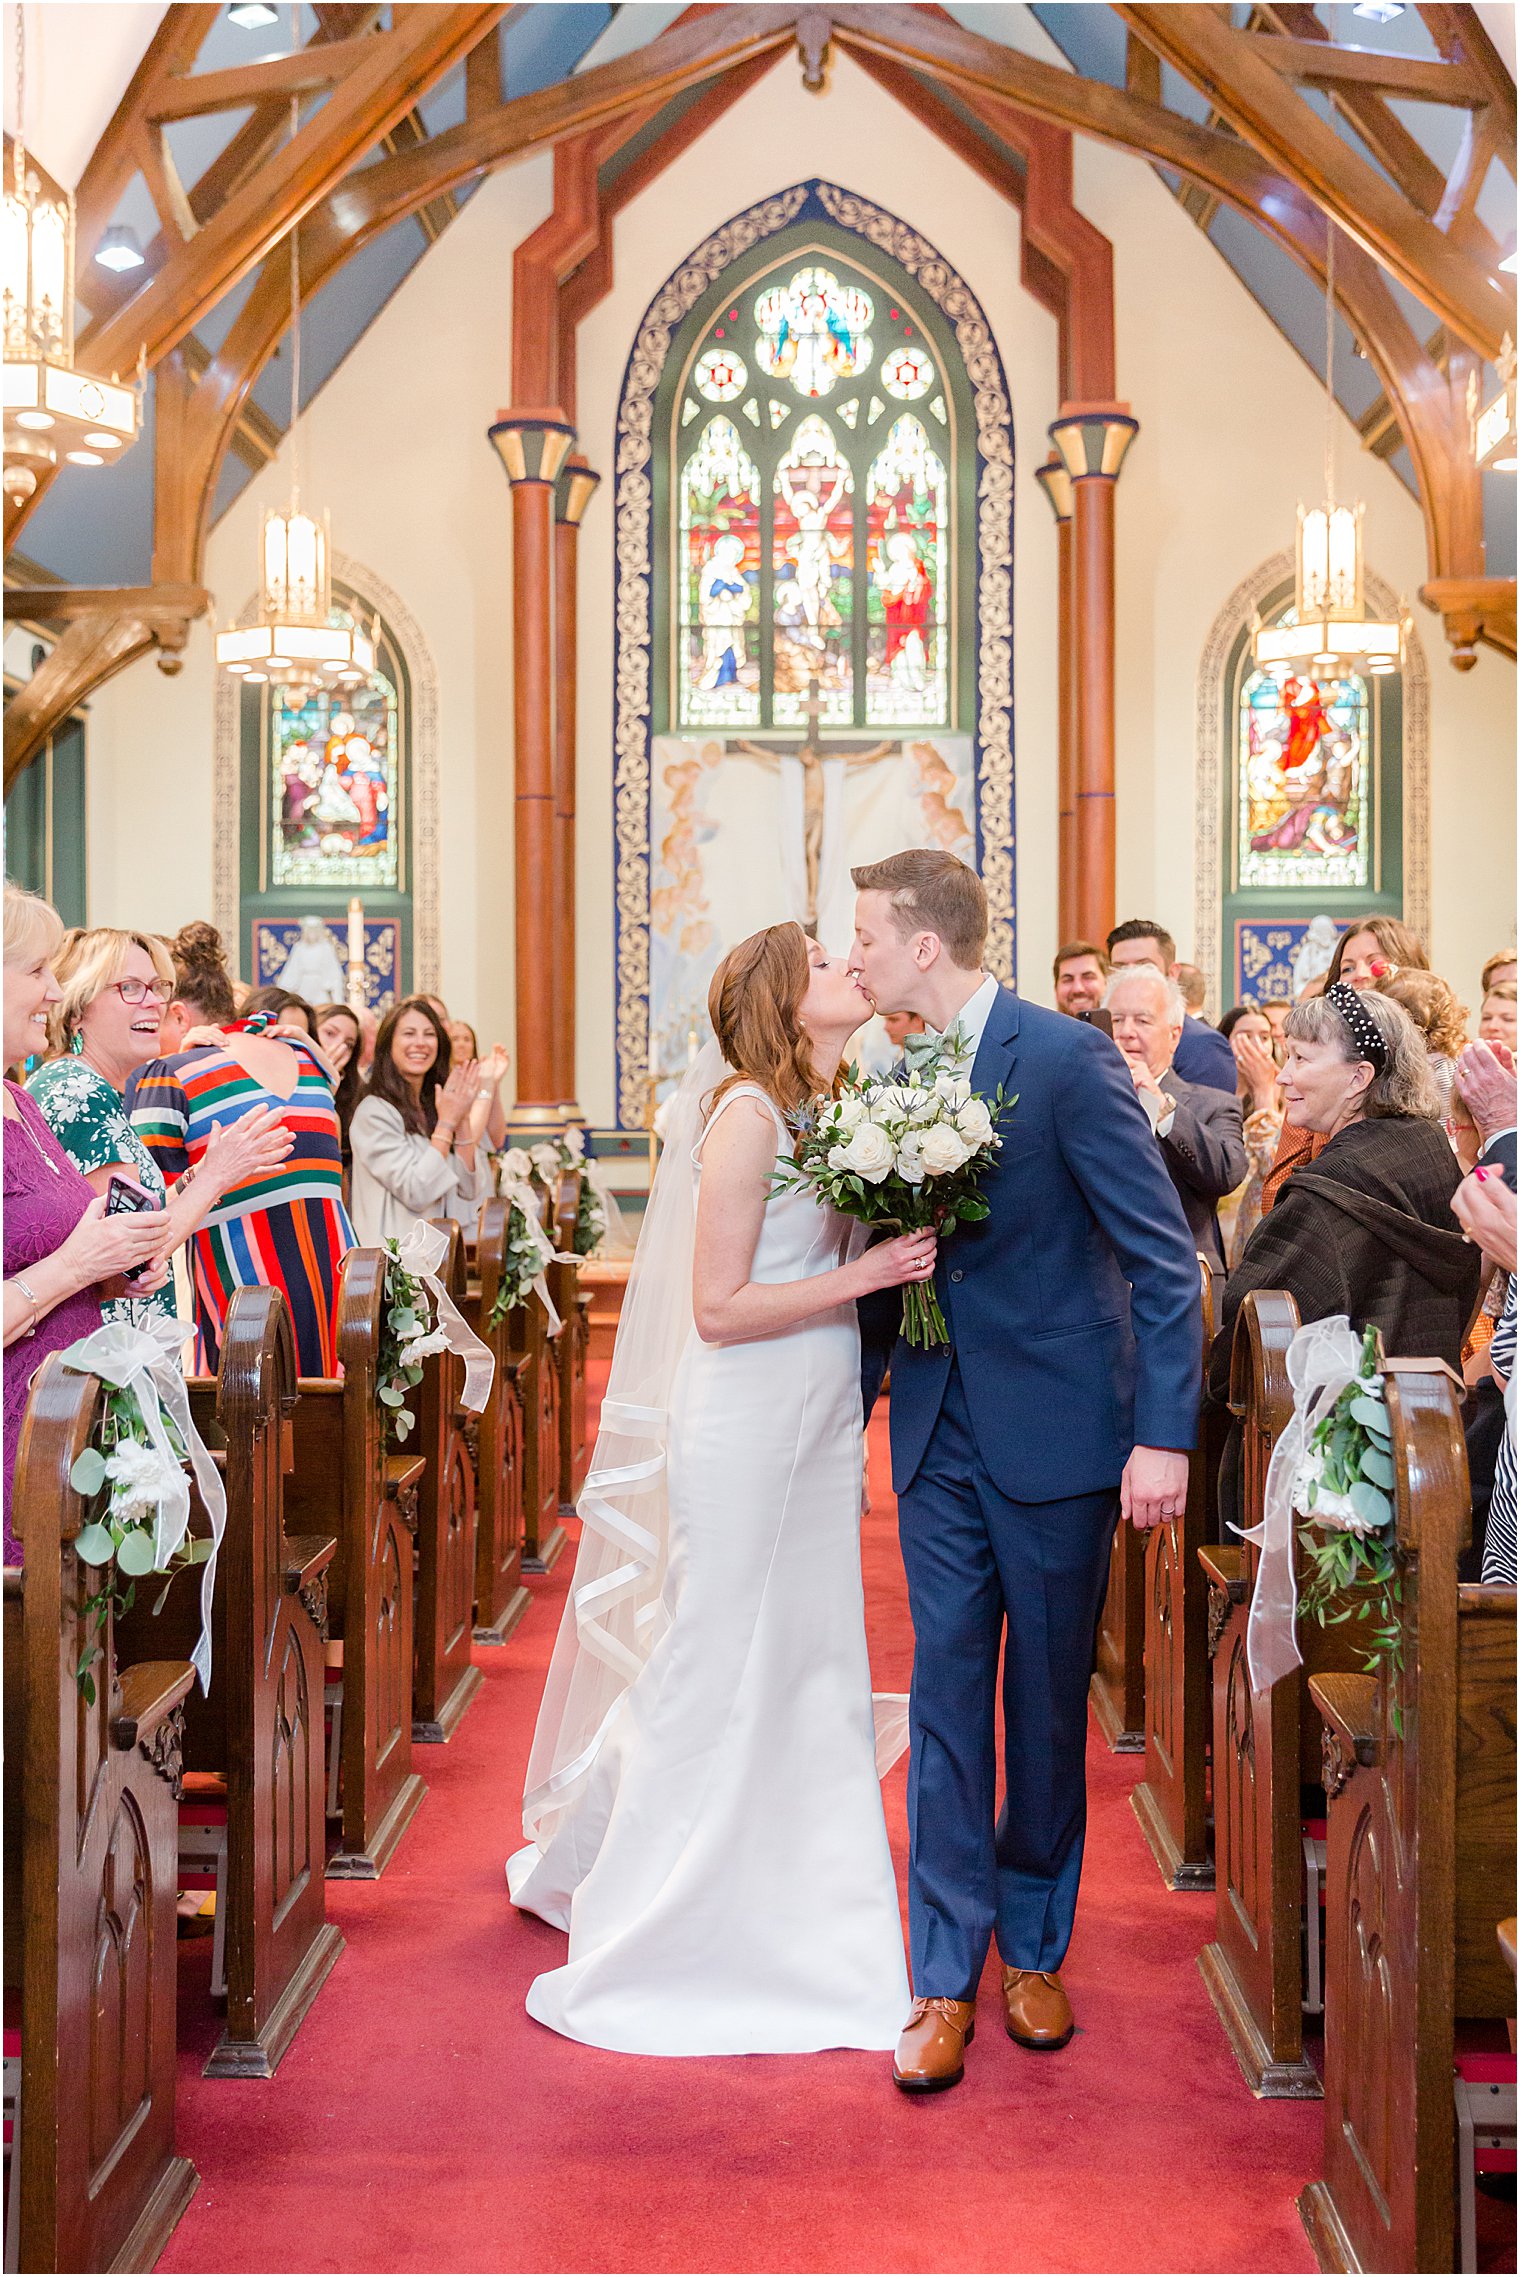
[
  {"xmin": 1262, "ymin": 999, "xmax": 1291, "ymax": 1048},
  {"xmin": 1481, "ymin": 948, "xmax": 1517, "ymax": 997},
  {"xmin": 446, "ymin": 1018, "xmax": 512, "ymax": 1151},
  {"xmin": 1453, "ymin": 1168, "xmax": 1517, "ymax": 1586},
  {"xmin": 1106, "ymin": 965, "xmax": 1246, "ymax": 1268},
  {"xmin": 348, "ymin": 996, "xmax": 497, "ymax": 1246},
  {"xmin": 356, "ymin": 1006, "xmax": 378, "ymax": 1079},
  {"xmin": 3, "ymin": 886, "xmax": 171, "ymax": 1554},
  {"xmin": 313, "ymin": 1002, "xmax": 363, "ymax": 1163},
  {"xmin": 1384, "ymin": 968, "xmax": 1474, "ymax": 1156},
  {"xmin": 1217, "ymin": 1001, "xmax": 1283, "ymax": 1266},
  {"xmin": 131, "ymin": 922, "xmax": 355, "ymax": 1374},
  {"xmin": 1052, "ymin": 940, "xmax": 1109, "ymax": 1019},
  {"xmin": 241, "ymin": 984, "xmax": 312, "ymax": 1034},
  {"xmin": 1480, "ymin": 979, "xmax": 1517, "ymax": 1055},
  {"xmin": 1260, "ymin": 912, "xmax": 1431, "ymax": 1210},
  {"xmin": 1105, "ymin": 919, "xmax": 1236, "ymax": 1092},
  {"xmin": 1211, "ymin": 988, "xmax": 1479, "ymax": 1465},
  {"xmin": 28, "ymin": 926, "xmax": 293, "ymax": 1328},
  {"xmin": 1174, "ymin": 964, "xmax": 1208, "ymax": 1021}
]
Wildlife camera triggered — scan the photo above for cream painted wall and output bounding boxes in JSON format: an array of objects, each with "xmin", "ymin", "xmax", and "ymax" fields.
[{"xmin": 80, "ymin": 23, "xmax": 1515, "ymax": 1126}]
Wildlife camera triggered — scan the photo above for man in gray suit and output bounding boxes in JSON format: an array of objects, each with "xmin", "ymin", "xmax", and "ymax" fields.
[{"xmin": 1106, "ymin": 965, "xmax": 1247, "ymax": 1268}]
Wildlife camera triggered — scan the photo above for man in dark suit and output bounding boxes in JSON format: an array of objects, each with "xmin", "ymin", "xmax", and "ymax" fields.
[
  {"xmin": 850, "ymin": 853, "xmax": 1201, "ymax": 2095},
  {"xmin": 1106, "ymin": 964, "xmax": 1248, "ymax": 1269},
  {"xmin": 1106, "ymin": 918, "xmax": 1237, "ymax": 1095}
]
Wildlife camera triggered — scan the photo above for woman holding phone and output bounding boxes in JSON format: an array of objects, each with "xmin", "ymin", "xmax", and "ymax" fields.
[{"xmin": 28, "ymin": 926, "xmax": 294, "ymax": 1327}]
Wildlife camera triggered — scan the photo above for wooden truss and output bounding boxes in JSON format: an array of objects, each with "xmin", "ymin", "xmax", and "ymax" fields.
[{"xmin": 5, "ymin": 1, "xmax": 1514, "ymax": 774}]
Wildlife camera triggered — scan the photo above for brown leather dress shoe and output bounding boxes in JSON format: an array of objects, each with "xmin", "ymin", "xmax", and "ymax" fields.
[
  {"xmin": 1002, "ymin": 1968, "xmax": 1074, "ymax": 2050},
  {"xmin": 892, "ymin": 1997, "xmax": 976, "ymax": 2093}
]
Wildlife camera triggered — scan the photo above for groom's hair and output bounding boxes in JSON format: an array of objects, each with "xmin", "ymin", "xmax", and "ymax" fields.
[{"xmin": 851, "ymin": 850, "xmax": 987, "ymax": 968}]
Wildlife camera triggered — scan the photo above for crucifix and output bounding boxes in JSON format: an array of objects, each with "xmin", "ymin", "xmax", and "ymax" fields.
[{"xmin": 733, "ymin": 678, "xmax": 894, "ymax": 934}]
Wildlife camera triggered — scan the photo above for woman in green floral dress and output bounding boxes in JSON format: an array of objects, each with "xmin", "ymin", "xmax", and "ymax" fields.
[{"xmin": 28, "ymin": 928, "xmax": 293, "ymax": 1331}]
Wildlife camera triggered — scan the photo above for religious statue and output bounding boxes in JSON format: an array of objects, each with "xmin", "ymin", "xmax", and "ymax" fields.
[
  {"xmin": 734, "ymin": 678, "xmax": 892, "ymax": 933},
  {"xmin": 1292, "ymin": 913, "xmax": 1342, "ymax": 997},
  {"xmin": 697, "ymin": 533, "xmax": 753, "ymax": 692},
  {"xmin": 277, "ymin": 915, "xmax": 348, "ymax": 1002}
]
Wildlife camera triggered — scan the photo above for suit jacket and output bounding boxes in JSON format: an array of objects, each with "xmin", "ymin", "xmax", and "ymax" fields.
[
  {"xmin": 888, "ymin": 988, "xmax": 1203, "ymax": 1503},
  {"xmin": 1172, "ymin": 1013, "xmax": 1238, "ymax": 1096},
  {"xmin": 1156, "ymin": 1068, "xmax": 1248, "ymax": 1268}
]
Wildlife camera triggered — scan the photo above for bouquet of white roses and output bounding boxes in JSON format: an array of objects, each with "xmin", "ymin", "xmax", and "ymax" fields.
[{"xmin": 773, "ymin": 1026, "xmax": 1010, "ymax": 1349}]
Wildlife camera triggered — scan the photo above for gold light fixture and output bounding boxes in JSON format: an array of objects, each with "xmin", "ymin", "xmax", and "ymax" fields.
[
  {"xmin": 1253, "ymin": 226, "xmax": 1405, "ymax": 679},
  {"xmin": 216, "ymin": 51, "xmax": 371, "ymax": 691},
  {"xmin": 2, "ymin": 6, "xmax": 141, "ymax": 502},
  {"xmin": 1469, "ymin": 334, "xmax": 1517, "ymax": 474}
]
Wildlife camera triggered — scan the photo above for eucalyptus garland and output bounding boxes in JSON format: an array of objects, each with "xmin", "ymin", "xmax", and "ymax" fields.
[
  {"xmin": 1292, "ymin": 1323, "xmax": 1404, "ymax": 1712},
  {"xmin": 378, "ymin": 1242, "xmax": 449, "ymax": 1445},
  {"xmin": 487, "ymin": 1200, "xmax": 552, "ymax": 1331},
  {"xmin": 68, "ymin": 1387, "xmax": 211, "ymax": 1702}
]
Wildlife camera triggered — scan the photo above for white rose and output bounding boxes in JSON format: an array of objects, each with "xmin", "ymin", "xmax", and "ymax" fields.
[
  {"xmin": 956, "ymin": 1098, "xmax": 994, "ymax": 1149},
  {"xmin": 401, "ymin": 1327, "xmax": 451, "ymax": 1362},
  {"xmin": 907, "ymin": 1087, "xmax": 941, "ymax": 1126},
  {"xmin": 531, "ymin": 1143, "xmax": 562, "ymax": 1180},
  {"xmin": 106, "ymin": 1437, "xmax": 177, "ymax": 1523},
  {"xmin": 919, "ymin": 1123, "xmax": 971, "ymax": 1176},
  {"xmin": 561, "ymin": 1125, "xmax": 586, "ymax": 1158},
  {"xmin": 1308, "ymin": 1486, "xmax": 1374, "ymax": 1538},
  {"xmin": 841, "ymin": 1121, "xmax": 895, "ymax": 1181},
  {"xmin": 894, "ymin": 1134, "xmax": 926, "ymax": 1184},
  {"xmin": 832, "ymin": 1093, "xmax": 868, "ymax": 1132},
  {"xmin": 871, "ymin": 1083, "xmax": 916, "ymax": 1123},
  {"xmin": 826, "ymin": 1143, "xmax": 852, "ymax": 1172},
  {"xmin": 500, "ymin": 1147, "xmax": 534, "ymax": 1185},
  {"xmin": 934, "ymin": 1072, "xmax": 971, "ymax": 1107}
]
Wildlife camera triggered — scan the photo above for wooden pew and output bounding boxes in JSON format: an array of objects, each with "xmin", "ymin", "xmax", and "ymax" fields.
[
  {"xmin": 1133, "ymin": 1253, "xmax": 1223, "ymax": 1889},
  {"xmin": 469, "ymin": 1198, "xmax": 531, "ymax": 1645},
  {"xmin": 1198, "ymin": 1290, "xmax": 1368, "ymax": 2098},
  {"xmin": 550, "ymin": 1170, "xmax": 592, "ymax": 1516},
  {"xmin": 514, "ymin": 1189, "xmax": 565, "ymax": 1573},
  {"xmin": 1091, "ymin": 1497, "xmax": 1146, "ymax": 1754},
  {"xmin": 113, "ymin": 1286, "xmax": 343, "ymax": 2079},
  {"xmin": 412, "ymin": 1219, "xmax": 484, "ymax": 1742},
  {"xmin": 4, "ymin": 1356, "xmax": 197, "ymax": 2271},
  {"xmin": 284, "ymin": 1247, "xmax": 428, "ymax": 1878},
  {"xmin": 1300, "ymin": 1360, "xmax": 1517, "ymax": 2274}
]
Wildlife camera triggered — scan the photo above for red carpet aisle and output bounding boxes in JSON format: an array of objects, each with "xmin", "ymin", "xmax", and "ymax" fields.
[{"xmin": 162, "ymin": 1392, "xmax": 1324, "ymax": 2277}]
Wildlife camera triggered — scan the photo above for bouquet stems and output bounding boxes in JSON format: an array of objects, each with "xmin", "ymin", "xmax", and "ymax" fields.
[{"xmin": 901, "ymin": 1280, "xmax": 950, "ymax": 1350}]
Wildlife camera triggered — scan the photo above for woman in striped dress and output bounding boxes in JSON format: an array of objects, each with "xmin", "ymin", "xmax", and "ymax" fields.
[{"xmin": 128, "ymin": 922, "xmax": 355, "ymax": 1374}]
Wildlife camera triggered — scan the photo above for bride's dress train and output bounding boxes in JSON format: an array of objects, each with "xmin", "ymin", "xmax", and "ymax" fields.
[{"xmin": 508, "ymin": 1080, "xmax": 909, "ymax": 2056}]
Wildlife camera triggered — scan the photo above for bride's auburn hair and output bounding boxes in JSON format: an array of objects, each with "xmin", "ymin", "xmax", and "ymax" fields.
[{"xmin": 706, "ymin": 921, "xmax": 837, "ymax": 1123}]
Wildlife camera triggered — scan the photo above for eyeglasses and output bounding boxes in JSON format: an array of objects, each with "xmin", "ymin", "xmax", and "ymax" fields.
[{"xmin": 108, "ymin": 979, "xmax": 171, "ymax": 1007}]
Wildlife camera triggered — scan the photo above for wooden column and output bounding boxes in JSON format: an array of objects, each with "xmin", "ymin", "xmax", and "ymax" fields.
[
  {"xmin": 1049, "ymin": 405, "xmax": 1138, "ymax": 947},
  {"xmin": 1034, "ymin": 455, "xmax": 1077, "ymax": 942},
  {"xmin": 488, "ymin": 410, "xmax": 575, "ymax": 1123},
  {"xmin": 551, "ymin": 454, "xmax": 600, "ymax": 1116}
]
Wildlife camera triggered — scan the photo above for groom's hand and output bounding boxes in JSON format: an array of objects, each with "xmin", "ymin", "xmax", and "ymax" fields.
[{"xmin": 1121, "ymin": 1445, "xmax": 1190, "ymax": 1531}]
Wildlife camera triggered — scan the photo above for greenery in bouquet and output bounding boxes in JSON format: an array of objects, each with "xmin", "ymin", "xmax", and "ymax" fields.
[
  {"xmin": 1291, "ymin": 1323, "xmax": 1403, "ymax": 1712},
  {"xmin": 378, "ymin": 1240, "xmax": 450, "ymax": 1444},
  {"xmin": 774, "ymin": 1026, "xmax": 1010, "ymax": 1349},
  {"xmin": 68, "ymin": 1388, "xmax": 212, "ymax": 1702}
]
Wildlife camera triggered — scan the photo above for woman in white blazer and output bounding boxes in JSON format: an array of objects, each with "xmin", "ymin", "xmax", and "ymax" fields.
[{"xmin": 348, "ymin": 997, "xmax": 504, "ymax": 1246}]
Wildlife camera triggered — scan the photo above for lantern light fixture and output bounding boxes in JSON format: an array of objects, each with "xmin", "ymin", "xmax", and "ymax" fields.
[
  {"xmin": 94, "ymin": 223, "xmax": 145, "ymax": 273},
  {"xmin": 1253, "ymin": 224, "xmax": 1406, "ymax": 679}
]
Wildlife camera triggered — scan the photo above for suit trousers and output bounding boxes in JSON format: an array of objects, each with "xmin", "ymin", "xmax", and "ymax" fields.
[{"xmin": 897, "ymin": 1360, "xmax": 1119, "ymax": 1996}]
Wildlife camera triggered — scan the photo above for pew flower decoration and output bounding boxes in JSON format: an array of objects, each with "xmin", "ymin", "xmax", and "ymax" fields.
[
  {"xmin": 378, "ymin": 1240, "xmax": 450, "ymax": 1445},
  {"xmin": 519, "ymin": 1126, "xmax": 615, "ymax": 1258},
  {"xmin": 773, "ymin": 1026, "xmax": 1009, "ymax": 1349},
  {"xmin": 487, "ymin": 1195, "xmax": 563, "ymax": 1332},
  {"xmin": 1291, "ymin": 1322, "xmax": 1403, "ymax": 1692}
]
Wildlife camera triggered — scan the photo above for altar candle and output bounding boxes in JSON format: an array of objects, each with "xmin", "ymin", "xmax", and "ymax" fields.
[{"xmin": 347, "ymin": 897, "xmax": 364, "ymax": 967}]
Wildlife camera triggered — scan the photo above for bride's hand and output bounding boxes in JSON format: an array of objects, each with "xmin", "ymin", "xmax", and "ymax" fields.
[{"xmin": 857, "ymin": 1230, "xmax": 938, "ymax": 1293}]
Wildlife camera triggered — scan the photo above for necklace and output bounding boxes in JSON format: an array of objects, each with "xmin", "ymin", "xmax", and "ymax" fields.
[{"xmin": 4, "ymin": 1090, "xmax": 62, "ymax": 1177}]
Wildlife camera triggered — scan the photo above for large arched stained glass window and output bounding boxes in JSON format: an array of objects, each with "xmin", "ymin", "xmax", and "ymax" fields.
[{"xmin": 669, "ymin": 250, "xmax": 960, "ymax": 737}]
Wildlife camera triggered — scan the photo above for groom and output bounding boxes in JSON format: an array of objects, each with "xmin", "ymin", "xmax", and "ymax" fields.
[{"xmin": 850, "ymin": 850, "xmax": 1201, "ymax": 2093}]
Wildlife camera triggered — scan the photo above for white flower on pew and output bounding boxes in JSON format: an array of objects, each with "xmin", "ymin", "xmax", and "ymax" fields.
[
  {"xmin": 399, "ymin": 1325, "xmax": 450, "ymax": 1363},
  {"xmin": 104, "ymin": 1435, "xmax": 182, "ymax": 1526},
  {"xmin": 499, "ymin": 1145, "xmax": 534, "ymax": 1185},
  {"xmin": 562, "ymin": 1125, "xmax": 586, "ymax": 1159},
  {"xmin": 531, "ymin": 1142, "xmax": 563, "ymax": 1182}
]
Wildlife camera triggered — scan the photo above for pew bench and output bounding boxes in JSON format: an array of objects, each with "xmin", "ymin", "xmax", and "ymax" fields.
[
  {"xmin": 468, "ymin": 1199, "xmax": 531, "ymax": 1646},
  {"xmin": 412, "ymin": 1220, "xmax": 484, "ymax": 1743}
]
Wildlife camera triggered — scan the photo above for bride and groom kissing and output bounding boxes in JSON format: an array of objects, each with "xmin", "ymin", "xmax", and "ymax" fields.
[{"xmin": 507, "ymin": 849, "xmax": 1201, "ymax": 2091}]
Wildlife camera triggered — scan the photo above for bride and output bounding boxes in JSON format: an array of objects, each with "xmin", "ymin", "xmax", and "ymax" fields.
[{"xmin": 507, "ymin": 922, "xmax": 936, "ymax": 2055}]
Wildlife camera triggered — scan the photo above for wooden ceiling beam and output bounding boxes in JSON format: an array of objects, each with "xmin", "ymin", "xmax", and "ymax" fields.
[
  {"xmin": 73, "ymin": 6, "xmax": 221, "ymax": 257},
  {"xmin": 1243, "ymin": 32, "xmax": 1483, "ymax": 103},
  {"xmin": 1418, "ymin": 5, "xmax": 1518, "ymax": 144},
  {"xmin": 144, "ymin": 34, "xmax": 386, "ymax": 123},
  {"xmin": 1114, "ymin": 2, "xmax": 1512, "ymax": 358},
  {"xmin": 3, "ymin": 604, "xmax": 203, "ymax": 789},
  {"xmin": 2, "ymin": 584, "xmax": 209, "ymax": 623},
  {"xmin": 1255, "ymin": 2, "xmax": 1450, "ymax": 220}
]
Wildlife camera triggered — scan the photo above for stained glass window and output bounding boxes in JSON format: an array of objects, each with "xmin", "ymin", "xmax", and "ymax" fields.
[
  {"xmin": 270, "ymin": 630, "xmax": 401, "ymax": 891},
  {"xmin": 1236, "ymin": 636, "xmax": 1371, "ymax": 894},
  {"xmin": 671, "ymin": 250, "xmax": 962, "ymax": 736}
]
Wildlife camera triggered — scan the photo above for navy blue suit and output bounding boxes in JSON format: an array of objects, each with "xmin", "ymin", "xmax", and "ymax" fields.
[
  {"xmin": 1173, "ymin": 1013, "xmax": 1238, "ymax": 1096},
  {"xmin": 889, "ymin": 988, "xmax": 1201, "ymax": 1996}
]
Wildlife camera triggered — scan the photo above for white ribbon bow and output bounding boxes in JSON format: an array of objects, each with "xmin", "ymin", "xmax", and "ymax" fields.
[
  {"xmin": 499, "ymin": 1179, "xmax": 577, "ymax": 1336},
  {"xmin": 1233, "ymin": 1313, "xmax": 1364, "ymax": 1698},
  {"xmin": 579, "ymin": 1158, "xmax": 635, "ymax": 1260},
  {"xmin": 58, "ymin": 1316, "xmax": 226, "ymax": 1695},
  {"xmin": 393, "ymin": 1220, "xmax": 496, "ymax": 1413}
]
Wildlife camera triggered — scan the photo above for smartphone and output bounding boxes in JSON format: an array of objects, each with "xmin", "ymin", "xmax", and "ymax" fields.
[
  {"xmin": 1079, "ymin": 1007, "xmax": 1115, "ymax": 1039},
  {"xmin": 105, "ymin": 1173, "xmax": 160, "ymax": 1283}
]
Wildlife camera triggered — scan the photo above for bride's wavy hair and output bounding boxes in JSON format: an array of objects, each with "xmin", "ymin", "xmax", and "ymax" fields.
[{"xmin": 705, "ymin": 921, "xmax": 838, "ymax": 1124}]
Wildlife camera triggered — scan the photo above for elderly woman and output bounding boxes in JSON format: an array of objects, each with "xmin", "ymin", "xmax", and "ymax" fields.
[
  {"xmin": 1211, "ymin": 985, "xmax": 1481, "ymax": 1431},
  {"xmin": 2, "ymin": 888, "xmax": 172, "ymax": 1556},
  {"xmin": 28, "ymin": 926, "xmax": 293, "ymax": 1329},
  {"xmin": 347, "ymin": 997, "xmax": 500, "ymax": 1247}
]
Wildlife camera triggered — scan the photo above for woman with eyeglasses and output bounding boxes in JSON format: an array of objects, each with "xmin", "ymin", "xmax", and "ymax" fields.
[{"xmin": 27, "ymin": 926, "xmax": 294, "ymax": 1330}]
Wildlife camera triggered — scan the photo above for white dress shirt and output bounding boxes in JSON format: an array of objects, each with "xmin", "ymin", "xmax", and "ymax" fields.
[{"xmin": 928, "ymin": 972, "xmax": 1000, "ymax": 1074}]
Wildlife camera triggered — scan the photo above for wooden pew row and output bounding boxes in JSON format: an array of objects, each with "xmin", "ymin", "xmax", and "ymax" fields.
[
  {"xmin": 1133, "ymin": 1254, "xmax": 1224, "ymax": 1890},
  {"xmin": 1090, "ymin": 1488, "xmax": 1147, "ymax": 1754},
  {"xmin": 468, "ymin": 1198, "xmax": 531, "ymax": 1646},
  {"xmin": 516, "ymin": 1191, "xmax": 565, "ymax": 1575},
  {"xmin": 413, "ymin": 1220, "xmax": 484, "ymax": 1742},
  {"xmin": 285, "ymin": 1248, "xmax": 427, "ymax": 1878},
  {"xmin": 4, "ymin": 1358, "xmax": 197, "ymax": 2272},
  {"xmin": 1196, "ymin": 1289, "xmax": 1360, "ymax": 2097},
  {"xmin": 551, "ymin": 1170, "xmax": 592, "ymax": 1517},
  {"xmin": 113, "ymin": 1286, "xmax": 343, "ymax": 2079},
  {"xmin": 1300, "ymin": 1360, "xmax": 1517, "ymax": 2274}
]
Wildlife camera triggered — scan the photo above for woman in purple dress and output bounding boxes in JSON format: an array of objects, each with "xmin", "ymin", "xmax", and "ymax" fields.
[{"xmin": 3, "ymin": 886, "xmax": 170, "ymax": 1560}]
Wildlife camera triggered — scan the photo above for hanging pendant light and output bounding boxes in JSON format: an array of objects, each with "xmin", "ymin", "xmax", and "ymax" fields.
[
  {"xmin": 1253, "ymin": 226, "xmax": 1405, "ymax": 679},
  {"xmin": 2, "ymin": 4, "xmax": 142, "ymax": 503},
  {"xmin": 216, "ymin": 46, "xmax": 372, "ymax": 691}
]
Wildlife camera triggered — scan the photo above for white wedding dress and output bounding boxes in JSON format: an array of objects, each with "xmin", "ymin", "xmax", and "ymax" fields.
[{"xmin": 508, "ymin": 1079, "xmax": 909, "ymax": 2056}]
